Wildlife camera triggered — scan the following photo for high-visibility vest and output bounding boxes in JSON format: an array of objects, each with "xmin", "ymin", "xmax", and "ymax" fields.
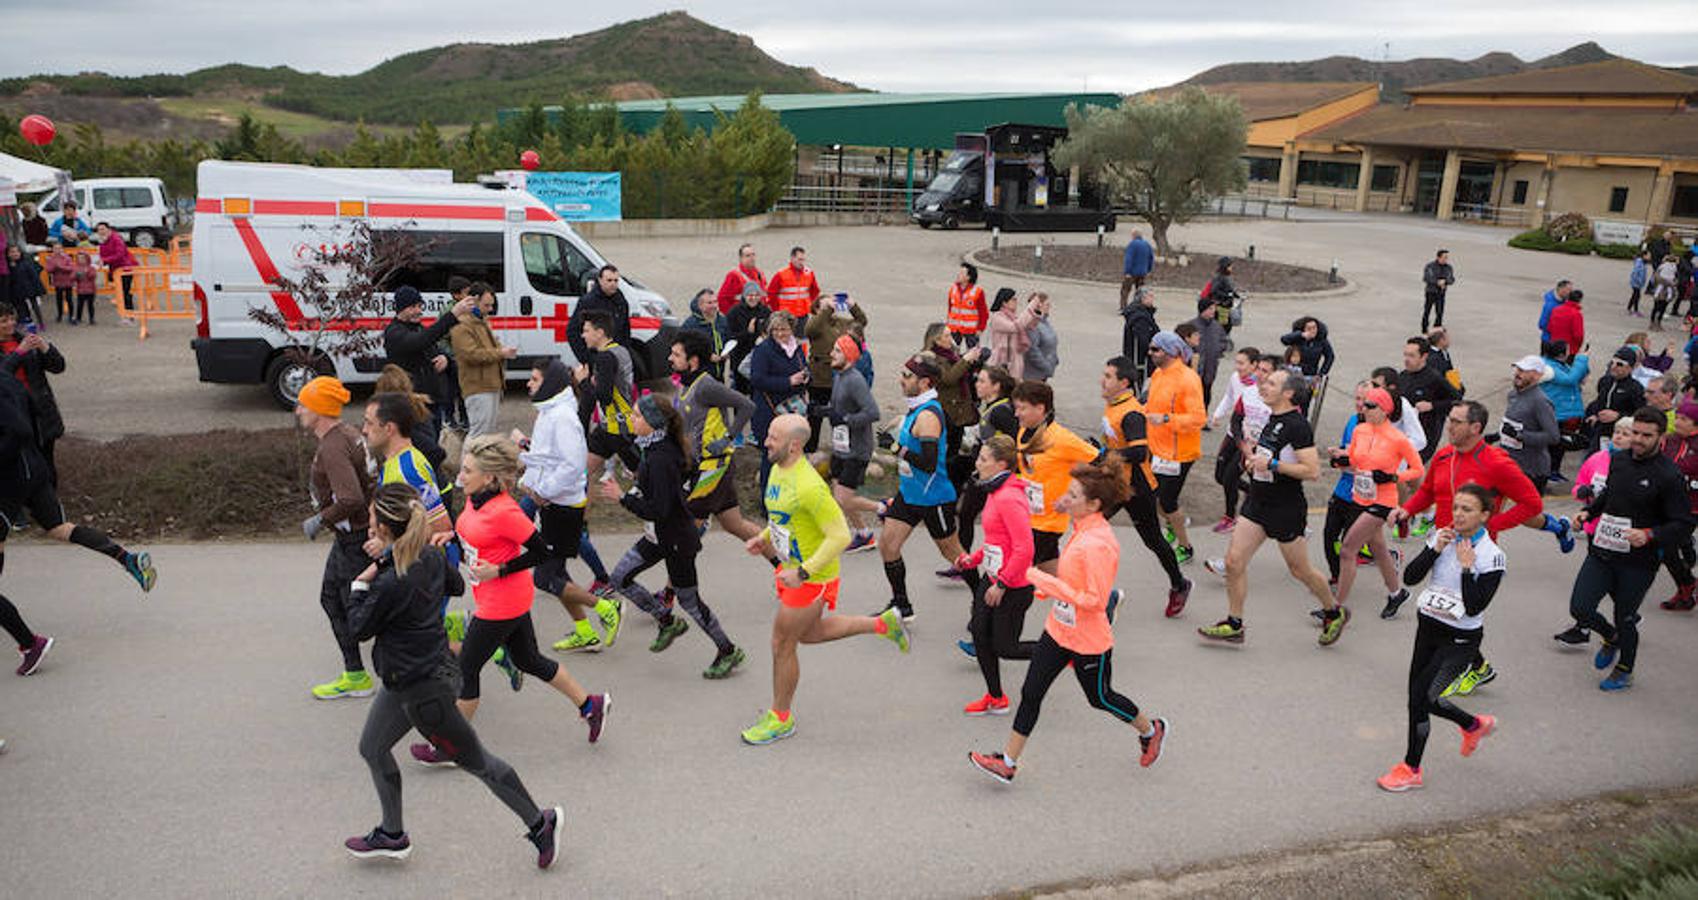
[
  {"xmin": 768, "ymin": 266, "xmax": 818, "ymax": 318},
  {"xmin": 947, "ymin": 283, "xmax": 986, "ymax": 334}
]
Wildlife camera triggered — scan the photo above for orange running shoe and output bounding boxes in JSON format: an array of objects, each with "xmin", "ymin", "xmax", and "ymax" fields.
[
  {"xmin": 1460, "ymin": 714, "xmax": 1496, "ymax": 757},
  {"xmin": 1376, "ymin": 762, "xmax": 1423, "ymax": 792},
  {"xmin": 963, "ymin": 693, "xmax": 1010, "ymax": 716}
]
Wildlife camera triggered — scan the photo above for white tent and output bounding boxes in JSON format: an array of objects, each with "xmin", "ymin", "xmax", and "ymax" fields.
[{"xmin": 0, "ymin": 149, "xmax": 67, "ymax": 194}]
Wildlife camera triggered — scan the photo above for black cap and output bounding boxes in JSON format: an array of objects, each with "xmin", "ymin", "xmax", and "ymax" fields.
[{"xmin": 393, "ymin": 286, "xmax": 423, "ymax": 313}]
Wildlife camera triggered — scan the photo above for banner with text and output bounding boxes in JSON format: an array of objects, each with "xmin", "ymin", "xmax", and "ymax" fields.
[{"xmin": 524, "ymin": 171, "xmax": 623, "ymax": 222}]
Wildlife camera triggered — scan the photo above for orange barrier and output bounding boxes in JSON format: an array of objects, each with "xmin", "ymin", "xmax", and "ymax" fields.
[
  {"xmin": 168, "ymin": 235, "xmax": 192, "ymax": 268},
  {"xmin": 110, "ymin": 265, "xmax": 195, "ymax": 340},
  {"xmin": 30, "ymin": 247, "xmax": 101, "ymax": 297}
]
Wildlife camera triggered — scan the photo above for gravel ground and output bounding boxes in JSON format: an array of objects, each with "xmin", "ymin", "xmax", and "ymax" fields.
[{"xmin": 973, "ymin": 244, "xmax": 1337, "ymax": 293}]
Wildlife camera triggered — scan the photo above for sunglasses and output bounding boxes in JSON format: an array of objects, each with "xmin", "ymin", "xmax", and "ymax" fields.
[{"xmin": 1363, "ymin": 401, "xmax": 1381, "ymax": 410}]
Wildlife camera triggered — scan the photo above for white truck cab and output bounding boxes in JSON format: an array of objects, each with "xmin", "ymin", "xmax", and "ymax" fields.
[{"xmin": 38, "ymin": 177, "xmax": 174, "ymax": 248}]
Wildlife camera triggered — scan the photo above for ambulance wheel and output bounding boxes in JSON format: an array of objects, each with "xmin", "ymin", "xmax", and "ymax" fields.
[{"xmin": 265, "ymin": 353, "xmax": 334, "ymax": 410}]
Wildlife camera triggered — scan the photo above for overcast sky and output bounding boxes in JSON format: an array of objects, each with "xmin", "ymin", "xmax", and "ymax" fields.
[{"xmin": 5, "ymin": 1, "xmax": 1696, "ymax": 93}]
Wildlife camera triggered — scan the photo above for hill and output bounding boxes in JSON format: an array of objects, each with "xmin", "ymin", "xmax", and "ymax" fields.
[
  {"xmin": 1184, "ymin": 41, "xmax": 1627, "ymax": 101},
  {"xmin": 0, "ymin": 12, "xmax": 857, "ymax": 129}
]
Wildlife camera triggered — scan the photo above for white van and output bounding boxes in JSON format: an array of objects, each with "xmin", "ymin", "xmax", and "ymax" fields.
[
  {"xmin": 37, "ymin": 177, "xmax": 174, "ymax": 248},
  {"xmin": 189, "ymin": 160, "xmax": 676, "ymax": 408}
]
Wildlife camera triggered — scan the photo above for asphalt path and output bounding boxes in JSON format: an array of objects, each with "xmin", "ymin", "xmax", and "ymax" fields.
[{"xmin": 3, "ymin": 520, "xmax": 1696, "ymax": 897}]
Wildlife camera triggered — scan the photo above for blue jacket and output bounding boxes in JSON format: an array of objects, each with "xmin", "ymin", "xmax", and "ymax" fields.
[
  {"xmin": 1537, "ymin": 289, "xmax": 1561, "ymax": 341},
  {"xmin": 1123, "ymin": 238, "xmax": 1154, "ymax": 277},
  {"xmin": 747, "ymin": 337, "xmax": 808, "ymax": 443},
  {"xmin": 1541, "ymin": 354, "xmax": 1590, "ymax": 421},
  {"xmin": 1630, "ymin": 258, "xmax": 1649, "ymax": 291}
]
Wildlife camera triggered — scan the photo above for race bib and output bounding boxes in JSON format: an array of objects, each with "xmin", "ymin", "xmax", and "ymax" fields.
[
  {"xmin": 831, "ymin": 424, "xmax": 850, "ymax": 455},
  {"xmin": 1024, "ymin": 481, "xmax": 1045, "ymax": 515},
  {"xmin": 1595, "ymin": 514, "xmax": 1634, "ymax": 554},
  {"xmin": 1251, "ymin": 446, "xmax": 1275, "ymax": 483},
  {"xmin": 769, "ymin": 522, "xmax": 794, "ymax": 560},
  {"xmin": 1152, "ymin": 455, "xmax": 1182, "ymax": 477},
  {"xmin": 1416, "ymin": 585, "xmax": 1464, "ymax": 620},
  {"xmin": 1352, "ymin": 471, "xmax": 1376, "ymax": 500},
  {"xmin": 1499, "ymin": 417, "xmax": 1524, "ymax": 451},
  {"xmin": 980, "ymin": 543, "xmax": 1005, "ymax": 576},
  {"xmin": 1052, "ymin": 600, "xmax": 1077, "ymax": 628}
]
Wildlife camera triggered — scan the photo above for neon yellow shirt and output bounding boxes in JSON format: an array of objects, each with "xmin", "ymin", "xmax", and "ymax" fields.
[{"xmin": 762, "ymin": 457, "xmax": 847, "ymax": 583}]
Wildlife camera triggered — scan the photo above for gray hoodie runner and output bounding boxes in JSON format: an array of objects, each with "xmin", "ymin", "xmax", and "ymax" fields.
[
  {"xmin": 829, "ymin": 366, "xmax": 881, "ymax": 461},
  {"xmin": 1501, "ymin": 382, "xmax": 1559, "ymax": 480}
]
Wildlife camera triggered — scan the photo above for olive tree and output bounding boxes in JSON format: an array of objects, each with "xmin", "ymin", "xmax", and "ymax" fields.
[{"xmin": 1055, "ymin": 88, "xmax": 1247, "ymax": 256}]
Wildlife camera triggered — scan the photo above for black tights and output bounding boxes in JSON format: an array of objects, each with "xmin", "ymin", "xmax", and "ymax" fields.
[
  {"xmin": 1012, "ymin": 633, "xmax": 1140, "ymax": 737},
  {"xmin": 0, "ymin": 550, "xmax": 33, "ymax": 649},
  {"xmin": 1323, "ymin": 496, "xmax": 1364, "ymax": 581},
  {"xmin": 1405, "ymin": 615, "xmax": 1481, "ymax": 768},
  {"xmin": 458, "ymin": 613, "xmax": 559, "ymax": 701},
  {"xmin": 1115, "ymin": 494, "xmax": 1185, "ymax": 590},
  {"xmin": 1664, "ymin": 540, "xmax": 1696, "ymax": 589},
  {"xmin": 968, "ymin": 583, "xmax": 1036, "ymax": 698}
]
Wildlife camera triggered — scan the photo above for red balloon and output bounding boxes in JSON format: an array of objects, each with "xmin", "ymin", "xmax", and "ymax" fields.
[
  {"xmin": 520, "ymin": 150, "xmax": 540, "ymax": 171},
  {"xmin": 19, "ymin": 114, "xmax": 55, "ymax": 146}
]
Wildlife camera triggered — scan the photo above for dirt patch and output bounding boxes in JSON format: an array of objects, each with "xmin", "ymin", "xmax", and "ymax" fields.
[
  {"xmin": 1025, "ymin": 784, "xmax": 1698, "ymax": 899},
  {"xmin": 973, "ymin": 245, "xmax": 1338, "ymax": 293}
]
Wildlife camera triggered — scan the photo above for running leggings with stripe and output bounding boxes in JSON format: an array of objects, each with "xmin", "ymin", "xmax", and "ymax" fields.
[
  {"xmin": 360, "ymin": 672, "xmax": 541, "ymax": 834},
  {"xmin": 610, "ymin": 539, "xmax": 732, "ymax": 653},
  {"xmin": 458, "ymin": 613, "xmax": 559, "ymax": 701},
  {"xmin": 1405, "ymin": 615, "xmax": 1481, "ymax": 768},
  {"xmin": 1115, "ymin": 493, "xmax": 1186, "ymax": 590},
  {"xmin": 1012, "ymin": 632, "xmax": 1140, "ymax": 737}
]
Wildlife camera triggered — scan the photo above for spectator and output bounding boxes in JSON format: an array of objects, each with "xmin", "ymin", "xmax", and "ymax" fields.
[
  {"xmin": 1644, "ymin": 229, "xmax": 1671, "ymax": 272},
  {"xmin": 450, "ymin": 281, "xmax": 517, "ymax": 440},
  {"xmin": 1427, "ymin": 327, "xmax": 1465, "ymax": 398},
  {"xmin": 1204, "ymin": 257, "xmax": 1241, "ymax": 337},
  {"xmin": 1279, "ymin": 315, "xmax": 1335, "ymax": 378},
  {"xmin": 1421, "ymin": 248, "xmax": 1454, "ymax": 332},
  {"xmin": 724, "ymin": 280, "xmax": 771, "ymax": 393},
  {"xmin": 923, "ymin": 322, "xmax": 987, "ymax": 488},
  {"xmin": 1628, "ymin": 252, "xmax": 1649, "ymax": 317},
  {"xmin": 5, "ymin": 245, "xmax": 45, "ymax": 327},
  {"xmin": 49, "ymin": 201, "xmax": 89, "ymax": 246},
  {"xmin": 1540, "ymin": 340, "xmax": 1590, "ymax": 478},
  {"xmin": 0, "ymin": 229, "xmax": 8, "ymax": 301},
  {"xmin": 1651, "ymin": 255, "xmax": 1679, "ymax": 331},
  {"xmin": 44, "ymin": 240, "xmax": 75, "ymax": 325},
  {"xmin": 715, "ymin": 243, "xmax": 766, "ymax": 314},
  {"xmin": 383, "ymin": 286, "xmax": 474, "ymax": 438},
  {"xmin": 1676, "ymin": 251, "xmax": 1696, "ymax": 319},
  {"xmin": 1119, "ymin": 287, "xmax": 1160, "ymax": 392},
  {"xmin": 765, "ymin": 246, "xmax": 821, "ymax": 323},
  {"xmin": 804, "ymin": 292, "xmax": 867, "ymax": 452},
  {"xmin": 945, "ymin": 263, "xmax": 988, "ymax": 349},
  {"xmin": 985, "ymin": 288, "xmax": 1029, "ymax": 379},
  {"xmin": 681, "ymin": 289, "xmax": 732, "ymax": 381},
  {"xmin": 94, "ymin": 223, "xmax": 137, "ymax": 323},
  {"xmin": 0, "ymin": 302, "xmax": 65, "ymax": 482},
  {"xmin": 71, "ymin": 251, "xmax": 98, "ymax": 325},
  {"xmin": 1537, "ymin": 279, "xmax": 1572, "ymax": 341},
  {"xmin": 1188, "ymin": 295, "xmax": 1227, "ymax": 409},
  {"xmin": 748, "ymin": 311, "xmax": 809, "ymax": 453},
  {"xmin": 1022, "ymin": 292, "xmax": 1059, "ymax": 382},
  {"xmin": 1546, "ymin": 288, "xmax": 1585, "ymax": 357},
  {"xmin": 19, "ymin": 202, "xmax": 49, "ymax": 249},
  {"xmin": 1624, "ymin": 331, "xmax": 1674, "ymax": 386},
  {"xmin": 1120, "ymin": 229, "xmax": 1154, "ymax": 310},
  {"xmin": 567, "ymin": 264, "xmax": 630, "ymax": 365}
]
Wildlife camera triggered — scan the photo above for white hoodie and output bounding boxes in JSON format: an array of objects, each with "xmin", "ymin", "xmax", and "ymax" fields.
[{"xmin": 519, "ymin": 391, "xmax": 588, "ymax": 506}]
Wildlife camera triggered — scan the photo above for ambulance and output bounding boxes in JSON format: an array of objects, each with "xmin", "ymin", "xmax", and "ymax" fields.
[{"xmin": 189, "ymin": 159, "xmax": 676, "ymax": 408}]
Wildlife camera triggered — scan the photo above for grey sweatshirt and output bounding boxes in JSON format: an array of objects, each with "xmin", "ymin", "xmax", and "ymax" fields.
[
  {"xmin": 830, "ymin": 366, "xmax": 881, "ymax": 461},
  {"xmin": 677, "ymin": 371, "xmax": 755, "ymax": 462},
  {"xmin": 1501, "ymin": 383, "xmax": 1559, "ymax": 479}
]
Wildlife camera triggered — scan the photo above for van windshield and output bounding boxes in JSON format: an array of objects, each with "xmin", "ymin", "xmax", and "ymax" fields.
[{"xmin": 521, "ymin": 232, "xmax": 595, "ymax": 297}]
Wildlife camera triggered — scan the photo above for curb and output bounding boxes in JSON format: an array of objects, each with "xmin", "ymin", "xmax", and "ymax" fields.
[{"xmin": 967, "ymin": 249, "xmax": 1357, "ymax": 302}]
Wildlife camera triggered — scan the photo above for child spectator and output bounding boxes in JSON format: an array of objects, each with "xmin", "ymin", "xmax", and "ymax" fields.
[
  {"xmin": 72, "ymin": 252, "xmax": 99, "ymax": 324},
  {"xmin": 44, "ymin": 240, "xmax": 75, "ymax": 324},
  {"xmin": 1628, "ymin": 251, "xmax": 1649, "ymax": 317}
]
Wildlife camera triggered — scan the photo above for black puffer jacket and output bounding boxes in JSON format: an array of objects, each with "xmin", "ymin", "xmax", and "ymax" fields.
[
  {"xmin": 1279, "ymin": 319, "xmax": 1335, "ymax": 376},
  {"xmin": 347, "ymin": 545, "xmax": 464, "ymax": 689},
  {"xmin": 0, "ymin": 375, "xmax": 49, "ymax": 498},
  {"xmin": 620, "ymin": 435, "xmax": 702, "ymax": 556},
  {"xmin": 1, "ymin": 334, "xmax": 66, "ymax": 443},
  {"xmin": 383, "ymin": 314, "xmax": 459, "ymax": 402}
]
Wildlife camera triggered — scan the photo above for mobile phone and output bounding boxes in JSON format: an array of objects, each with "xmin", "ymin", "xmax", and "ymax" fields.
[
  {"xmin": 833, "ymin": 292, "xmax": 848, "ymax": 311},
  {"xmin": 24, "ymin": 323, "xmax": 39, "ymax": 335}
]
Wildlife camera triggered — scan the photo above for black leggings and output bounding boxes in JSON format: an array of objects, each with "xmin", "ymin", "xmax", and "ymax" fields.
[
  {"xmin": 1115, "ymin": 493, "xmax": 1186, "ymax": 590},
  {"xmin": 1569, "ymin": 554, "xmax": 1655, "ymax": 672},
  {"xmin": 968, "ymin": 583, "xmax": 1036, "ymax": 698},
  {"xmin": 54, "ymin": 287, "xmax": 74, "ymax": 320},
  {"xmin": 1012, "ymin": 632, "xmax": 1141, "ymax": 737},
  {"xmin": 319, "ymin": 535, "xmax": 370, "ymax": 673},
  {"xmin": 1215, "ymin": 441, "xmax": 1244, "ymax": 519},
  {"xmin": 1405, "ymin": 615, "xmax": 1481, "ymax": 769},
  {"xmin": 1664, "ymin": 538, "xmax": 1696, "ymax": 589},
  {"xmin": 956, "ymin": 478, "xmax": 988, "ymax": 550},
  {"xmin": 1323, "ymin": 495, "xmax": 1365, "ymax": 580},
  {"xmin": 458, "ymin": 613, "xmax": 559, "ymax": 700}
]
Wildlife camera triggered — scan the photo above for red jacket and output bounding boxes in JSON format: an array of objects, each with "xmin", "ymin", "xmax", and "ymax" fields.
[
  {"xmin": 1401, "ymin": 440, "xmax": 1543, "ymax": 535},
  {"xmin": 1546, "ymin": 302, "xmax": 1585, "ymax": 354},
  {"xmin": 1663, "ymin": 432, "xmax": 1698, "ymax": 515},
  {"xmin": 715, "ymin": 264, "xmax": 766, "ymax": 314},
  {"xmin": 959, "ymin": 474, "xmax": 1035, "ymax": 588}
]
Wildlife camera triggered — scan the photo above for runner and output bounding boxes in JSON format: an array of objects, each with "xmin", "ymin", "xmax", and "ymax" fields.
[
  {"xmin": 1329, "ymin": 386, "xmax": 1424, "ymax": 617},
  {"xmin": 1499, "ymin": 356, "xmax": 1578, "ymax": 552},
  {"xmin": 955, "ymin": 365, "xmax": 1020, "ymax": 552},
  {"xmin": 1145, "ymin": 331, "xmax": 1207, "ymax": 564},
  {"xmin": 874, "ymin": 355, "xmax": 966, "ymax": 622},
  {"xmin": 741, "ymin": 414, "xmax": 909, "ymax": 745},
  {"xmin": 967, "ymin": 459, "xmax": 1168, "ymax": 783},
  {"xmin": 575, "ymin": 310, "xmax": 639, "ymax": 483},
  {"xmin": 1012, "ymin": 381, "xmax": 1102, "ymax": 576},
  {"xmin": 1397, "ymin": 337, "xmax": 1458, "ymax": 466},
  {"xmin": 1207, "ymin": 347, "xmax": 1266, "ymax": 534},
  {"xmin": 954, "ymin": 434, "xmax": 1037, "ymax": 715},
  {"xmin": 1100, "ymin": 356, "xmax": 1191, "ymax": 617},
  {"xmin": 509, "ymin": 359, "xmax": 623, "ymax": 655},
  {"xmin": 296, "ymin": 376, "xmax": 378, "ymax": 700},
  {"xmin": 1199, "ymin": 370, "xmax": 1349, "ymax": 646},
  {"xmin": 823, "ymin": 333, "xmax": 883, "ymax": 551},
  {"xmin": 1376, "ymin": 484, "xmax": 1502, "ymax": 793},
  {"xmin": 342, "ymin": 482, "xmax": 563, "ymax": 868},
  {"xmin": 598, "ymin": 395, "xmax": 745, "ymax": 679},
  {"xmin": 1567, "ymin": 407, "xmax": 1695, "ymax": 691},
  {"xmin": 1319, "ymin": 384, "xmax": 1370, "ymax": 588},
  {"xmin": 670, "ymin": 330, "xmax": 765, "ymax": 547},
  {"xmin": 411, "ymin": 436, "xmax": 610, "ymax": 765},
  {"xmin": 1657, "ymin": 400, "xmax": 1698, "ymax": 611}
]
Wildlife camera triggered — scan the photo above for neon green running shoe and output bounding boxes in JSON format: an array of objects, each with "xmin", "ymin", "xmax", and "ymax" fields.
[
  {"xmin": 552, "ymin": 631, "xmax": 602, "ymax": 653},
  {"xmin": 443, "ymin": 610, "xmax": 469, "ymax": 645},
  {"xmin": 650, "ymin": 617, "xmax": 689, "ymax": 653},
  {"xmin": 740, "ymin": 709, "xmax": 796, "ymax": 745},
  {"xmin": 598, "ymin": 596, "xmax": 624, "ymax": 648},
  {"xmin": 311, "ymin": 670, "xmax": 374, "ymax": 700},
  {"xmin": 877, "ymin": 607, "xmax": 910, "ymax": 653},
  {"xmin": 1173, "ymin": 545, "xmax": 1194, "ymax": 565},
  {"xmin": 493, "ymin": 648, "xmax": 523, "ymax": 692},
  {"xmin": 1197, "ymin": 619, "xmax": 1245, "ymax": 644},
  {"xmin": 1440, "ymin": 669, "xmax": 1470, "ymax": 698},
  {"xmin": 1410, "ymin": 516, "xmax": 1435, "ymax": 539}
]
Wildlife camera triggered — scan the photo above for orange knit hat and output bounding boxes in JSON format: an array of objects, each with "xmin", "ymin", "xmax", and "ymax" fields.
[
  {"xmin": 297, "ymin": 376, "xmax": 350, "ymax": 418},
  {"xmin": 834, "ymin": 333, "xmax": 862, "ymax": 365}
]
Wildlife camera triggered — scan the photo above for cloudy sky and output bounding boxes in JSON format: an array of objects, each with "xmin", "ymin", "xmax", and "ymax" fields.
[{"xmin": 5, "ymin": 0, "xmax": 1696, "ymax": 92}]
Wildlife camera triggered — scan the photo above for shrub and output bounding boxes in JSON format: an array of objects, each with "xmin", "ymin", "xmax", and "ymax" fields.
[
  {"xmin": 1556, "ymin": 238, "xmax": 1597, "ymax": 255},
  {"xmin": 1537, "ymin": 824, "xmax": 1698, "ymax": 899},
  {"xmin": 1509, "ymin": 229, "xmax": 1559, "ymax": 251},
  {"xmin": 1547, "ymin": 211, "xmax": 1593, "ymax": 242},
  {"xmin": 1597, "ymin": 242, "xmax": 1640, "ymax": 259}
]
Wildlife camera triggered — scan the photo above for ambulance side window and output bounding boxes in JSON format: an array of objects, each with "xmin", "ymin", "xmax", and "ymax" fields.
[
  {"xmin": 521, "ymin": 232, "xmax": 593, "ymax": 297},
  {"xmin": 381, "ymin": 230, "xmax": 504, "ymax": 293}
]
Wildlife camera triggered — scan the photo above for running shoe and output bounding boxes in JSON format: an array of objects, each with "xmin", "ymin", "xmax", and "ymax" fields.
[
  {"xmin": 443, "ymin": 609, "xmax": 469, "ymax": 645},
  {"xmin": 1354, "ymin": 547, "xmax": 1375, "ymax": 567},
  {"xmin": 124, "ymin": 551, "xmax": 157, "ymax": 593},
  {"xmin": 1139, "ymin": 717, "xmax": 1168, "ymax": 768},
  {"xmin": 1211, "ymin": 516, "xmax": 1235, "ymax": 534},
  {"xmin": 957, "ymin": 639, "xmax": 977, "ymax": 659},
  {"xmin": 552, "ymin": 631, "xmax": 602, "ymax": 653},
  {"xmin": 527, "ymin": 806, "xmax": 563, "ymax": 870},
  {"xmin": 877, "ymin": 607, "xmax": 911, "ymax": 653},
  {"xmin": 1599, "ymin": 668, "xmax": 1634, "ymax": 692},
  {"xmin": 598, "ymin": 596, "xmax": 624, "ymax": 647},
  {"xmin": 1165, "ymin": 579, "xmax": 1191, "ymax": 619},
  {"xmin": 581, "ymin": 693, "xmax": 610, "ymax": 743},
  {"xmin": 1459, "ymin": 714, "xmax": 1496, "ymax": 757},
  {"xmin": 1548, "ymin": 471, "xmax": 1569, "ymax": 484},
  {"xmin": 1440, "ymin": 669, "xmax": 1471, "ymax": 699},
  {"xmin": 845, "ymin": 531, "xmax": 878, "ymax": 554},
  {"xmin": 1376, "ymin": 762, "xmax": 1423, "ymax": 792},
  {"xmin": 1173, "ymin": 545, "xmax": 1194, "ymax": 566},
  {"xmin": 409, "ymin": 742, "xmax": 456, "ymax": 768},
  {"xmin": 968, "ymin": 750, "xmax": 1016, "ymax": 784},
  {"xmin": 936, "ymin": 565, "xmax": 967, "ymax": 583},
  {"xmin": 650, "ymin": 617, "xmax": 689, "ymax": 653},
  {"xmin": 1468, "ymin": 661, "xmax": 1497, "ymax": 691},
  {"xmin": 1203, "ymin": 558, "xmax": 1227, "ymax": 579},
  {"xmin": 741, "ymin": 709, "xmax": 795, "ymax": 745},
  {"xmin": 1106, "ymin": 588, "xmax": 1123, "ymax": 624},
  {"xmin": 0, "ymin": 738, "xmax": 6, "ymax": 754},
  {"xmin": 345, "ymin": 828, "xmax": 412, "ymax": 860},
  {"xmin": 1318, "ymin": 607, "xmax": 1351, "ymax": 646},
  {"xmin": 1197, "ymin": 619, "xmax": 1245, "ymax": 644},
  {"xmin": 1380, "ymin": 588, "xmax": 1409, "ymax": 619},
  {"xmin": 879, "ymin": 600, "xmax": 916, "ymax": 624},
  {"xmin": 16, "ymin": 635, "xmax": 52, "ymax": 676},
  {"xmin": 1162, "ymin": 525, "xmax": 1176, "ymax": 546},
  {"xmin": 312, "ymin": 670, "xmax": 375, "ymax": 700},
  {"xmin": 1410, "ymin": 516, "xmax": 1435, "ymax": 539},
  {"xmin": 703, "ymin": 646, "xmax": 745, "ymax": 680},
  {"xmin": 1594, "ymin": 641, "xmax": 1619, "ymax": 671},
  {"xmin": 1553, "ymin": 625, "xmax": 1590, "ymax": 646},
  {"xmin": 1660, "ymin": 584, "xmax": 1697, "ymax": 611},
  {"xmin": 1553, "ymin": 517, "xmax": 1576, "ymax": 554},
  {"xmin": 588, "ymin": 579, "xmax": 615, "ymax": 598},
  {"xmin": 964, "ymin": 693, "xmax": 1010, "ymax": 716},
  {"xmin": 493, "ymin": 648, "xmax": 524, "ymax": 692}
]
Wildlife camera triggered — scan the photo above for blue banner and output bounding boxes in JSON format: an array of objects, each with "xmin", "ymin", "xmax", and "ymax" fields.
[{"xmin": 525, "ymin": 171, "xmax": 622, "ymax": 221}]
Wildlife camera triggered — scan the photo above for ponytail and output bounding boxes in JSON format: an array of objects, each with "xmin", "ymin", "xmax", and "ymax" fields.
[{"xmin": 373, "ymin": 482, "xmax": 431, "ymax": 575}]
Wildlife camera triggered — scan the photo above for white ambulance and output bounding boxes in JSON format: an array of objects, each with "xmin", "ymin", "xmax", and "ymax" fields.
[{"xmin": 189, "ymin": 160, "xmax": 675, "ymax": 408}]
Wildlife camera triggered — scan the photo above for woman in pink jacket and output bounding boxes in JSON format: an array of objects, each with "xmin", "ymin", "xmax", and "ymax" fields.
[
  {"xmin": 954, "ymin": 434, "xmax": 1037, "ymax": 715},
  {"xmin": 1573, "ymin": 418, "xmax": 1634, "ymax": 536},
  {"xmin": 95, "ymin": 223, "xmax": 137, "ymax": 322},
  {"xmin": 984, "ymin": 288, "xmax": 1031, "ymax": 379},
  {"xmin": 969, "ymin": 459, "xmax": 1169, "ymax": 784}
]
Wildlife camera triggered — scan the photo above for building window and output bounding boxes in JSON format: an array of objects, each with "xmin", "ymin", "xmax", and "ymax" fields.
[
  {"xmin": 1296, "ymin": 160, "xmax": 1360, "ymax": 189},
  {"xmin": 1244, "ymin": 157, "xmax": 1281, "ymax": 183},
  {"xmin": 1609, "ymin": 187, "xmax": 1629, "ymax": 214},
  {"xmin": 1370, "ymin": 165, "xmax": 1399, "ymax": 192},
  {"xmin": 1512, "ymin": 180, "xmax": 1529, "ymax": 204},
  {"xmin": 1673, "ymin": 185, "xmax": 1698, "ymax": 219}
]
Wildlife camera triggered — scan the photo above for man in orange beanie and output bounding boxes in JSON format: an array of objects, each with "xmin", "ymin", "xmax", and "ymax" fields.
[{"xmin": 295, "ymin": 376, "xmax": 378, "ymax": 700}]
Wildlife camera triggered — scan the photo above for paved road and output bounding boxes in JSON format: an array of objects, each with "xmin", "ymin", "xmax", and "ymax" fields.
[{"xmin": 4, "ymin": 523, "xmax": 1696, "ymax": 897}]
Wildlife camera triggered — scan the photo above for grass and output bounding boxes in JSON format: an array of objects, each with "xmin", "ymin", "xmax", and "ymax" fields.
[
  {"xmin": 1537, "ymin": 825, "xmax": 1698, "ymax": 899},
  {"xmin": 156, "ymin": 96, "xmax": 464, "ymax": 142}
]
